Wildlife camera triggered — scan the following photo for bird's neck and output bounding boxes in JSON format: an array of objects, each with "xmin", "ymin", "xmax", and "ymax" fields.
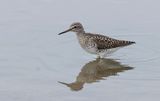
[
  {"xmin": 76, "ymin": 31, "xmax": 86, "ymax": 47},
  {"xmin": 76, "ymin": 31, "xmax": 85, "ymax": 36}
]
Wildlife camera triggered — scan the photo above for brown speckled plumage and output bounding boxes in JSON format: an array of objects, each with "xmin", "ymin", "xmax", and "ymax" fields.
[
  {"xmin": 59, "ymin": 22, "xmax": 135, "ymax": 58},
  {"xmin": 86, "ymin": 33, "xmax": 135, "ymax": 49}
]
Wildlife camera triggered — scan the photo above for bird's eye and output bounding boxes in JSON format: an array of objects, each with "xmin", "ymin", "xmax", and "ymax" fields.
[{"xmin": 74, "ymin": 26, "xmax": 77, "ymax": 28}]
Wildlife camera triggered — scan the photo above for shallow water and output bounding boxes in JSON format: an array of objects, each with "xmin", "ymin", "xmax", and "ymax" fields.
[{"xmin": 0, "ymin": 0, "xmax": 160, "ymax": 101}]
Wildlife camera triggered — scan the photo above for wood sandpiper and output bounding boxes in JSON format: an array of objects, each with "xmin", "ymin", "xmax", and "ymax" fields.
[{"xmin": 58, "ymin": 22, "xmax": 135, "ymax": 58}]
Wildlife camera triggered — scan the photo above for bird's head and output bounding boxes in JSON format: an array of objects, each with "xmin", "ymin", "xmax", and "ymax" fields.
[{"xmin": 58, "ymin": 22, "xmax": 84, "ymax": 35}]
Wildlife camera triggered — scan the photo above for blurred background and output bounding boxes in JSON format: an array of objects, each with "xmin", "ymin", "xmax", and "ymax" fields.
[{"xmin": 0, "ymin": 0, "xmax": 160, "ymax": 101}]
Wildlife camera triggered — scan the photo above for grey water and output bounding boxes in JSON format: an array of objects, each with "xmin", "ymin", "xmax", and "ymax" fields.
[{"xmin": 0, "ymin": 0, "xmax": 160, "ymax": 101}]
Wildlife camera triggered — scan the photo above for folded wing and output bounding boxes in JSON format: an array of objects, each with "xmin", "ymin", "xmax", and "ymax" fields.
[{"xmin": 89, "ymin": 34, "xmax": 135, "ymax": 50}]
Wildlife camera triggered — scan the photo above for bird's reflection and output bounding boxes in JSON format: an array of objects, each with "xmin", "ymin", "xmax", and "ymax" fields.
[{"xmin": 58, "ymin": 58, "xmax": 133, "ymax": 91}]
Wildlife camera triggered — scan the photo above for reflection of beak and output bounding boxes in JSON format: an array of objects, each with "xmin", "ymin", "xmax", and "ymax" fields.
[
  {"xmin": 58, "ymin": 81, "xmax": 84, "ymax": 91},
  {"xmin": 58, "ymin": 27, "xmax": 74, "ymax": 35},
  {"xmin": 58, "ymin": 81, "xmax": 70, "ymax": 86}
]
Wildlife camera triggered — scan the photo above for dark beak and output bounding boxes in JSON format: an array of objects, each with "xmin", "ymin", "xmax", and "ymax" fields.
[{"xmin": 58, "ymin": 27, "xmax": 74, "ymax": 35}]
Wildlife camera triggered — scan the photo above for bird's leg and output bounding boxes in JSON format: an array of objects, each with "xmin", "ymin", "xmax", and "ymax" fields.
[{"xmin": 97, "ymin": 55, "xmax": 101, "ymax": 59}]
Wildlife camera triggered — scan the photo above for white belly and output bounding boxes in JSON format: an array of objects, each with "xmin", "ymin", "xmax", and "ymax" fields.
[
  {"xmin": 83, "ymin": 46, "xmax": 97, "ymax": 54},
  {"xmin": 77, "ymin": 34, "xmax": 121, "ymax": 57},
  {"xmin": 83, "ymin": 46, "xmax": 121, "ymax": 57},
  {"xmin": 98, "ymin": 47, "xmax": 121, "ymax": 57}
]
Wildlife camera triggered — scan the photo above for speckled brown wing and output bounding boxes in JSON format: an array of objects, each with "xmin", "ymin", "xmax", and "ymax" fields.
[{"xmin": 89, "ymin": 33, "xmax": 135, "ymax": 50}]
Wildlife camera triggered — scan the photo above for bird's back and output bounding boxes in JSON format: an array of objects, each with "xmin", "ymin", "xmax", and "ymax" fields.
[{"xmin": 85, "ymin": 33, "xmax": 135, "ymax": 50}]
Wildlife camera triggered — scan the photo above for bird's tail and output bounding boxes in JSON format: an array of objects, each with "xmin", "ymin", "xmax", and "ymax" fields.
[{"xmin": 119, "ymin": 40, "xmax": 136, "ymax": 47}]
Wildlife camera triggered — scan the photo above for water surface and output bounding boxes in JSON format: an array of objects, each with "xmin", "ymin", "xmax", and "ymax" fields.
[{"xmin": 0, "ymin": 0, "xmax": 160, "ymax": 101}]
